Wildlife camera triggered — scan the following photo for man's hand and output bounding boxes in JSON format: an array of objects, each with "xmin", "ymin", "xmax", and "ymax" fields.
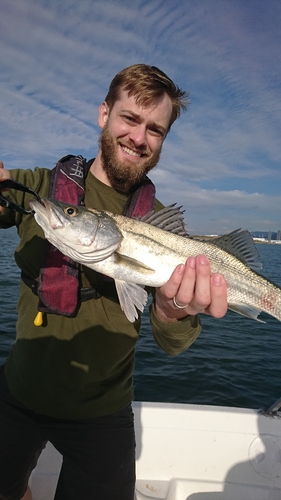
[
  {"xmin": 0, "ymin": 160, "xmax": 11, "ymax": 180},
  {"xmin": 0, "ymin": 160, "xmax": 12, "ymax": 213},
  {"xmin": 154, "ymin": 255, "xmax": 228, "ymax": 323}
]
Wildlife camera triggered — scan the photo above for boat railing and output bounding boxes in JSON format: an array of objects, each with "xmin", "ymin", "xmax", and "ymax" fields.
[{"xmin": 260, "ymin": 396, "xmax": 281, "ymax": 417}]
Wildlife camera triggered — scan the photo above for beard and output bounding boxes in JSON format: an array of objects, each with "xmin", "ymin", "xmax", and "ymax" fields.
[{"xmin": 99, "ymin": 124, "xmax": 162, "ymax": 193}]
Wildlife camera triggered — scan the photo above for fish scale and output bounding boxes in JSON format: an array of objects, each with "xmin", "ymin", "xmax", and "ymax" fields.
[{"xmin": 110, "ymin": 215, "xmax": 281, "ymax": 323}]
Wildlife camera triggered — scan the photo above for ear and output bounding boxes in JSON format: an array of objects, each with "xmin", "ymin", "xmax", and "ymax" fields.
[{"xmin": 98, "ymin": 102, "xmax": 109, "ymax": 129}]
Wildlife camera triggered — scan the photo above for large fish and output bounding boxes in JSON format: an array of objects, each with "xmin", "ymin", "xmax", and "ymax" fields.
[{"xmin": 30, "ymin": 198, "xmax": 281, "ymax": 323}]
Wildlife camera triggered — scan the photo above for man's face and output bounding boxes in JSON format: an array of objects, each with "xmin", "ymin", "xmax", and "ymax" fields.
[{"xmin": 98, "ymin": 90, "xmax": 172, "ymax": 192}]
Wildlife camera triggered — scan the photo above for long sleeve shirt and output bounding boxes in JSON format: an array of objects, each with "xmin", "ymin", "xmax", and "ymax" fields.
[{"xmin": 0, "ymin": 165, "xmax": 201, "ymax": 419}]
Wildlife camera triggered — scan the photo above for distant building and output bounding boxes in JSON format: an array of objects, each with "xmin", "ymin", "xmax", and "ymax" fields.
[
  {"xmin": 277, "ymin": 230, "xmax": 281, "ymax": 241},
  {"xmin": 268, "ymin": 231, "xmax": 272, "ymax": 243}
]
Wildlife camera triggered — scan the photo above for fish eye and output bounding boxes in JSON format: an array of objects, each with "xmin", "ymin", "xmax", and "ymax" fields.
[{"xmin": 64, "ymin": 206, "xmax": 77, "ymax": 217}]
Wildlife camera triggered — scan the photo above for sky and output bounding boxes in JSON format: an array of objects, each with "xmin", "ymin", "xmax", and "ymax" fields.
[{"xmin": 1, "ymin": 0, "xmax": 281, "ymax": 235}]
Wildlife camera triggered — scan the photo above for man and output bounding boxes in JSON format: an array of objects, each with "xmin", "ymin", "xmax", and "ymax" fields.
[{"xmin": 0, "ymin": 64, "xmax": 227, "ymax": 500}]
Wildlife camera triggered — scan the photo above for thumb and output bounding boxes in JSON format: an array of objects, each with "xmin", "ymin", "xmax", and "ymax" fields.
[{"xmin": 0, "ymin": 162, "xmax": 11, "ymax": 181}]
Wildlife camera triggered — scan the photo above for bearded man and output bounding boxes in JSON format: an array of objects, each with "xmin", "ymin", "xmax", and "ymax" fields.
[{"xmin": 0, "ymin": 64, "xmax": 227, "ymax": 500}]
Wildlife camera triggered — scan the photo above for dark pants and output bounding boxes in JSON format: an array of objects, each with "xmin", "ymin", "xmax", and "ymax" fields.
[{"xmin": 0, "ymin": 366, "xmax": 136, "ymax": 500}]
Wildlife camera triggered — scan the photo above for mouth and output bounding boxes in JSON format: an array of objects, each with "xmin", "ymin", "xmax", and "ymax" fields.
[
  {"xmin": 30, "ymin": 198, "xmax": 47, "ymax": 209},
  {"xmin": 30, "ymin": 198, "xmax": 64, "ymax": 229},
  {"xmin": 121, "ymin": 144, "xmax": 149, "ymax": 159}
]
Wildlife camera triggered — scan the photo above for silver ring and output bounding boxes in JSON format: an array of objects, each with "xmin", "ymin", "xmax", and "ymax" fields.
[{"xmin": 173, "ymin": 296, "xmax": 189, "ymax": 309}]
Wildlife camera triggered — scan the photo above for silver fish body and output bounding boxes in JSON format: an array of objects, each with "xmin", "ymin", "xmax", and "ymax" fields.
[{"xmin": 30, "ymin": 198, "xmax": 281, "ymax": 323}]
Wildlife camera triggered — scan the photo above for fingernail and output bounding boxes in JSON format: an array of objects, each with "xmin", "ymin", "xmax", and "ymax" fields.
[
  {"xmin": 187, "ymin": 257, "xmax": 196, "ymax": 268},
  {"xmin": 198, "ymin": 255, "xmax": 208, "ymax": 265},
  {"xmin": 177, "ymin": 264, "xmax": 185, "ymax": 275},
  {"xmin": 212, "ymin": 274, "xmax": 222, "ymax": 286}
]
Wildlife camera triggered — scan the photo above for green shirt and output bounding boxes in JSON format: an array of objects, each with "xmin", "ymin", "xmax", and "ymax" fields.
[{"xmin": 0, "ymin": 165, "xmax": 201, "ymax": 419}]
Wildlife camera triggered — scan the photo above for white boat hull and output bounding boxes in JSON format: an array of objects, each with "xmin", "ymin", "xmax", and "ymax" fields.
[{"xmin": 30, "ymin": 402, "xmax": 281, "ymax": 499}]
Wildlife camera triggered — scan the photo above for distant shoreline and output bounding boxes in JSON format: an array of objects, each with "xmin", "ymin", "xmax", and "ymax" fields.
[
  {"xmin": 191, "ymin": 234, "xmax": 281, "ymax": 245},
  {"xmin": 253, "ymin": 240, "xmax": 281, "ymax": 245}
]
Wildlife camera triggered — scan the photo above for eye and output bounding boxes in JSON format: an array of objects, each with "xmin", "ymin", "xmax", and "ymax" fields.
[
  {"xmin": 148, "ymin": 127, "xmax": 164, "ymax": 138},
  {"xmin": 123, "ymin": 115, "xmax": 136, "ymax": 123},
  {"xmin": 64, "ymin": 206, "xmax": 78, "ymax": 217}
]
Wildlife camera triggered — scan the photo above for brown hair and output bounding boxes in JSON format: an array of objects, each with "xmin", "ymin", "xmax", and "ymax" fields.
[{"xmin": 104, "ymin": 64, "xmax": 189, "ymax": 131}]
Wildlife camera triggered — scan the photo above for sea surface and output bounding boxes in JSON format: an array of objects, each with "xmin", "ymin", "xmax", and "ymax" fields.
[{"xmin": 1, "ymin": 227, "xmax": 281, "ymax": 411}]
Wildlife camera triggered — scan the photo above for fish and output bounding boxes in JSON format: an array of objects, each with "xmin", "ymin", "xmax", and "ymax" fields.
[{"xmin": 29, "ymin": 198, "xmax": 281, "ymax": 323}]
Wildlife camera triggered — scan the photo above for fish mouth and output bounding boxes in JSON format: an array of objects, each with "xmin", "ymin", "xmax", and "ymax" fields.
[
  {"xmin": 29, "ymin": 198, "xmax": 48, "ymax": 212},
  {"xmin": 29, "ymin": 198, "xmax": 65, "ymax": 229}
]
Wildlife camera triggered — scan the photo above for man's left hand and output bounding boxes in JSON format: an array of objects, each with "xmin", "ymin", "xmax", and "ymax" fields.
[{"xmin": 154, "ymin": 255, "xmax": 228, "ymax": 322}]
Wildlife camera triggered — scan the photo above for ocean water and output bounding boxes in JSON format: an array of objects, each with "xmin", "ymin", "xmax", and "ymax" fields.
[{"xmin": 1, "ymin": 227, "xmax": 281, "ymax": 411}]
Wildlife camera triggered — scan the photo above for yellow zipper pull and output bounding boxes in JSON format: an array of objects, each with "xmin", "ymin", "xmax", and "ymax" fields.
[{"xmin": 34, "ymin": 311, "xmax": 44, "ymax": 327}]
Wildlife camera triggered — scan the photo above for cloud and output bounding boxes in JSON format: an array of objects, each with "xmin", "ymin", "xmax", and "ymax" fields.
[
  {"xmin": 150, "ymin": 168, "xmax": 281, "ymax": 234},
  {"xmin": 0, "ymin": 0, "xmax": 280, "ymax": 234}
]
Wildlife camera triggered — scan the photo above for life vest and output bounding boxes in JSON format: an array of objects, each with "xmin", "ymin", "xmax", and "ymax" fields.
[{"xmin": 35, "ymin": 154, "xmax": 156, "ymax": 317}]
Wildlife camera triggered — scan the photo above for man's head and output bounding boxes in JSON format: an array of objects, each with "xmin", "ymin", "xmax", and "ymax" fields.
[
  {"xmin": 104, "ymin": 64, "xmax": 189, "ymax": 133},
  {"xmin": 97, "ymin": 64, "xmax": 189, "ymax": 193}
]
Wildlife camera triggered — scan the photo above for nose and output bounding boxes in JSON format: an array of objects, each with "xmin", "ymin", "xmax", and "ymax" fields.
[{"xmin": 128, "ymin": 124, "xmax": 147, "ymax": 149}]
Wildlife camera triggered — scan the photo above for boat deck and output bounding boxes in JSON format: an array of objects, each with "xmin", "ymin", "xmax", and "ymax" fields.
[{"xmin": 30, "ymin": 402, "xmax": 281, "ymax": 499}]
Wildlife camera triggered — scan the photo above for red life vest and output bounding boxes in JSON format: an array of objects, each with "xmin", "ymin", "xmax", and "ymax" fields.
[{"xmin": 36, "ymin": 154, "xmax": 156, "ymax": 317}]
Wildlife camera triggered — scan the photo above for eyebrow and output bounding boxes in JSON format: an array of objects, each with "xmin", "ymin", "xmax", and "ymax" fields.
[{"xmin": 120, "ymin": 109, "xmax": 167, "ymax": 135}]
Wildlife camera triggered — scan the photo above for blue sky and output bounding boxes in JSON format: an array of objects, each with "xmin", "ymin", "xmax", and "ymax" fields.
[{"xmin": 1, "ymin": 0, "xmax": 280, "ymax": 235}]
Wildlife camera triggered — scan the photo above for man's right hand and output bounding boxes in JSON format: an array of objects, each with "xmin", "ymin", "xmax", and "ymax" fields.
[
  {"xmin": 0, "ymin": 160, "xmax": 12, "ymax": 181},
  {"xmin": 0, "ymin": 160, "xmax": 12, "ymax": 212}
]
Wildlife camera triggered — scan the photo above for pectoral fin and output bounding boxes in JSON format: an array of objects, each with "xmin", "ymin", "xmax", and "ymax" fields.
[
  {"xmin": 115, "ymin": 253, "xmax": 155, "ymax": 273},
  {"xmin": 115, "ymin": 280, "xmax": 148, "ymax": 322}
]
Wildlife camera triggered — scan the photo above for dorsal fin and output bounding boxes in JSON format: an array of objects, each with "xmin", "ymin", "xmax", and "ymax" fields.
[
  {"xmin": 138, "ymin": 204, "xmax": 188, "ymax": 237},
  {"xmin": 210, "ymin": 229, "xmax": 262, "ymax": 271}
]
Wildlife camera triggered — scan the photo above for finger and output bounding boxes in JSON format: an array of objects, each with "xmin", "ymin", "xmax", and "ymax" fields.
[
  {"xmin": 0, "ymin": 167, "xmax": 12, "ymax": 181},
  {"xmin": 207, "ymin": 273, "xmax": 228, "ymax": 318},
  {"xmin": 0, "ymin": 162, "xmax": 12, "ymax": 213},
  {"xmin": 160, "ymin": 262, "xmax": 186, "ymax": 301},
  {"xmin": 0, "ymin": 166, "xmax": 12, "ymax": 181},
  {"xmin": 192, "ymin": 255, "xmax": 212, "ymax": 309},
  {"xmin": 173, "ymin": 257, "xmax": 196, "ymax": 306}
]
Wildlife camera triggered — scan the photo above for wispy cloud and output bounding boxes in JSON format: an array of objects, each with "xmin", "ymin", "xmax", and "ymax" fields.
[{"xmin": 0, "ymin": 0, "xmax": 280, "ymax": 234}]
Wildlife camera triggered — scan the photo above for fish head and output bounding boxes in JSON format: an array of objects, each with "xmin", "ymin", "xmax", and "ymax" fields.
[{"xmin": 29, "ymin": 198, "xmax": 123, "ymax": 262}]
